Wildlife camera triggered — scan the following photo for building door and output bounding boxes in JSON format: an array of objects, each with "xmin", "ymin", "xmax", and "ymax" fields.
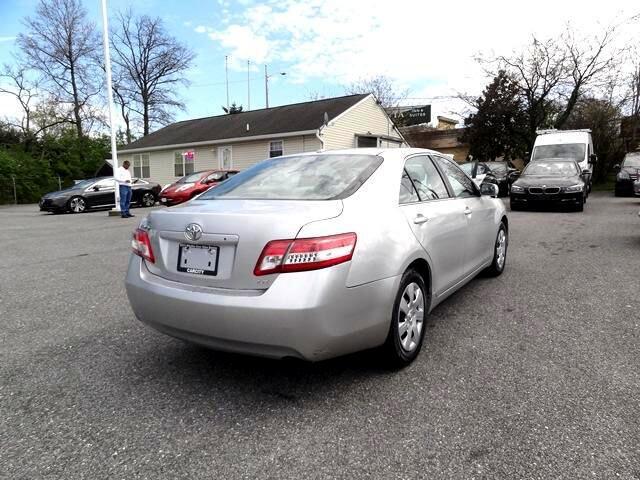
[{"xmin": 218, "ymin": 146, "xmax": 233, "ymax": 169}]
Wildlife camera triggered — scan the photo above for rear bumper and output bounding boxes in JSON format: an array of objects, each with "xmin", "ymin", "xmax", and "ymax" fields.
[{"xmin": 125, "ymin": 256, "xmax": 399, "ymax": 361}]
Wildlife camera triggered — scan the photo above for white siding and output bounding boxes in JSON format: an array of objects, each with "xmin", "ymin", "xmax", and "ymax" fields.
[
  {"xmin": 122, "ymin": 134, "xmax": 322, "ymax": 186},
  {"xmin": 321, "ymin": 95, "xmax": 405, "ymax": 150}
]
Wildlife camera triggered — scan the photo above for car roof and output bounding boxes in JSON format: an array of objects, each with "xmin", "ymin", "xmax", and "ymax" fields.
[{"xmin": 534, "ymin": 131, "xmax": 590, "ymax": 145}]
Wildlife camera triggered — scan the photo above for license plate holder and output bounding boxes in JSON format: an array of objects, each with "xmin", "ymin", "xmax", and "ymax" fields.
[{"xmin": 177, "ymin": 244, "xmax": 219, "ymax": 276}]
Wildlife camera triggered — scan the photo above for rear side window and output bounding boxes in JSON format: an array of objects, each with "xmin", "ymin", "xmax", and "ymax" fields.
[
  {"xmin": 199, "ymin": 154, "xmax": 382, "ymax": 200},
  {"xmin": 434, "ymin": 156, "xmax": 478, "ymax": 198},
  {"xmin": 399, "ymin": 170, "xmax": 420, "ymax": 203},
  {"xmin": 402, "ymin": 155, "xmax": 450, "ymax": 201}
]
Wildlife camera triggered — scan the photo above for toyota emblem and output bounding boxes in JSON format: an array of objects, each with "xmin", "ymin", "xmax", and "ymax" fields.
[{"xmin": 184, "ymin": 223, "xmax": 203, "ymax": 241}]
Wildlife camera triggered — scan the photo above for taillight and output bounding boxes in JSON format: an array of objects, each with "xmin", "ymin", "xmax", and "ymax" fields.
[
  {"xmin": 131, "ymin": 228, "xmax": 155, "ymax": 263},
  {"xmin": 254, "ymin": 233, "xmax": 357, "ymax": 276}
]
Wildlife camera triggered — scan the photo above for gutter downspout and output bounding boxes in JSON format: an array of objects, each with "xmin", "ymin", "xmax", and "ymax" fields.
[{"xmin": 316, "ymin": 126, "xmax": 325, "ymax": 151}]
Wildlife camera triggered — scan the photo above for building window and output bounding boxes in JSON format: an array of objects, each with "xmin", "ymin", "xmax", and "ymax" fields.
[
  {"xmin": 357, "ymin": 136, "xmax": 378, "ymax": 148},
  {"xmin": 269, "ymin": 140, "xmax": 283, "ymax": 158},
  {"xmin": 132, "ymin": 153, "xmax": 150, "ymax": 179},
  {"xmin": 175, "ymin": 150, "xmax": 195, "ymax": 177}
]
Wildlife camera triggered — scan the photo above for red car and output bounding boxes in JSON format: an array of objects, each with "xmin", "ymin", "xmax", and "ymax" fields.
[{"xmin": 159, "ymin": 170, "xmax": 238, "ymax": 206}]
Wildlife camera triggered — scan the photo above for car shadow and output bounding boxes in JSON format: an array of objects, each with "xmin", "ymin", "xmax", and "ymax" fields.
[{"xmin": 121, "ymin": 336, "xmax": 401, "ymax": 409}]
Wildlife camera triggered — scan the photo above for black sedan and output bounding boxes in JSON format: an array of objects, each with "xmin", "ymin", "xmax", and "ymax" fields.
[
  {"xmin": 614, "ymin": 152, "xmax": 640, "ymax": 197},
  {"xmin": 39, "ymin": 177, "xmax": 162, "ymax": 213},
  {"xmin": 510, "ymin": 160, "xmax": 588, "ymax": 212},
  {"xmin": 459, "ymin": 160, "xmax": 520, "ymax": 196}
]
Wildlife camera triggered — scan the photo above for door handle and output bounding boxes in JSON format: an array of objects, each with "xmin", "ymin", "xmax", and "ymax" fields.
[
  {"xmin": 413, "ymin": 214, "xmax": 430, "ymax": 225},
  {"xmin": 464, "ymin": 207, "xmax": 472, "ymax": 216}
]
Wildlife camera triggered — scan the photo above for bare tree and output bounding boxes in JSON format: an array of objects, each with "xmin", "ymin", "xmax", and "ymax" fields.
[
  {"xmin": 480, "ymin": 22, "xmax": 624, "ymax": 148},
  {"xmin": 16, "ymin": 0, "xmax": 101, "ymax": 138},
  {"xmin": 554, "ymin": 26, "xmax": 620, "ymax": 128},
  {"xmin": 0, "ymin": 65, "xmax": 68, "ymax": 139},
  {"xmin": 491, "ymin": 37, "xmax": 567, "ymax": 144},
  {"xmin": 344, "ymin": 75, "xmax": 408, "ymax": 108},
  {"xmin": 110, "ymin": 10, "xmax": 195, "ymax": 136}
]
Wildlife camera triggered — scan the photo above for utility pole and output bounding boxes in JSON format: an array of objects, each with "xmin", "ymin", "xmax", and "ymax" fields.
[
  {"xmin": 264, "ymin": 64, "xmax": 269, "ymax": 109},
  {"xmin": 11, "ymin": 175, "xmax": 16, "ymax": 205},
  {"xmin": 225, "ymin": 55, "xmax": 230, "ymax": 111},
  {"xmin": 247, "ymin": 60, "xmax": 250, "ymax": 111},
  {"xmin": 100, "ymin": 0, "xmax": 121, "ymax": 215}
]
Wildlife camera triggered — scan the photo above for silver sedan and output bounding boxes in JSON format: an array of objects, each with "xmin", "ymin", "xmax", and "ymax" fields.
[{"xmin": 126, "ymin": 148, "xmax": 508, "ymax": 366}]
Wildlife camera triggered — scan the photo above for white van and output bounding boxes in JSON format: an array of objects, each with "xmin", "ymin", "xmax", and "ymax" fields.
[{"xmin": 531, "ymin": 129, "xmax": 597, "ymax": 192}]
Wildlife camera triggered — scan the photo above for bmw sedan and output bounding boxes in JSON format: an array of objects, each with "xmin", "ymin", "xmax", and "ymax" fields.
[
  {"xmin": 39, "ymin": 177, "xmax": 161, "ymax": 213},
  {"xmin": 510, "ymin": 160, "xmax": 588, "ymax": 212},
  {"xmin": 126, "ymin": 149, "xmax": 508, "ymax": 366}
]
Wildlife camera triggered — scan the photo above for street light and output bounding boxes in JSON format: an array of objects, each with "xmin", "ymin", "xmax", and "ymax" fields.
[
  {"xmin": 264, "ymin": 65, "xmax": 286, "ymax": 108},
  {"xmin": 100, "ymin": 0, "xmax": 121, "ymax": 216}
]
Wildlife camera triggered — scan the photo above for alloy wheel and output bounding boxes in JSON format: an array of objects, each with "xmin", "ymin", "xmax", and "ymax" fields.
[
  {"xmin": 142, "ymin": 192, "xmax": 155, "ymax": 207},
  {"xmin": 397, "ymin": 282, "xmax": 425, "ymax": 352},
  {"xmin": 69, "ymin": 197, "xmax": 85, "ymax": 213},
  {"xmin": 496, "ymin": 229, "xmax": 507, "ymax": 269}
]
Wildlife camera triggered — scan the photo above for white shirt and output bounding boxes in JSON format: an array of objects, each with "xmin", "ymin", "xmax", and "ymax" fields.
[{"xmin": 115, "ymin": 166, "xmax": 132, "ymax": 187}]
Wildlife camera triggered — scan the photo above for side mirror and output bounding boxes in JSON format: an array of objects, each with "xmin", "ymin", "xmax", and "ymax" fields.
[
  {"xmin": 590, "ymin": 154, "xmax": 597, "ymax": 163},
  {"xmin": 582, "ymin": 169, "xmax": 590, "ymax": 176},
  {"xmin": 480, "ymin": 183, "xmax": 499, "ymax": 198},
  {"xmin": 93, "ymin": 186, "xmax": 100, "ymax": 191}
]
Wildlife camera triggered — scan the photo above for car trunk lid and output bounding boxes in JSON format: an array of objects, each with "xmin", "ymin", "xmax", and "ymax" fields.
[{"xmin": 143, "ymin": 199, "xmax": 343, "ymax": 290}]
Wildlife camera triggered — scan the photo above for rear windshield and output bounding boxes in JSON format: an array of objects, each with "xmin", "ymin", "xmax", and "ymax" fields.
[
  {"xmin": 459, "ymin": 163, "xmax": 474, "ymax": 174},
  {"xmin": 199, "ymin": 154, "xmax": 383, "ymax": 200},
  {"xmin": 523, "ymin": 161, "xmax": 578, "ymax": 176},
  {"xmin": 486, "ymin": 162, "xmax": 508, "ymax": 173},
  {"xmin": 622, "ymin": 153, "xmax": 640, "ymax": 168},
  {"xmin": 178, "ymin": 172, "xmax": 205, "ymax": 183},
  {"xmin": 532, "ymin": 143, "xmax": 585, "ymax": 162}
]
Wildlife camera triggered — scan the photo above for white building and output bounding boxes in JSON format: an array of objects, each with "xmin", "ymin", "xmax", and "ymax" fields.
[{"xmin": 119, "ymin": 94, "xmax": 405, "ymax": 186}]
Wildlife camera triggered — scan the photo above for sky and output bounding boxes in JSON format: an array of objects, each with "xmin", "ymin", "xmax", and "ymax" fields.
[{"xmin": 0, "ymin": 0, "xmax": 638, "ymax": 129}]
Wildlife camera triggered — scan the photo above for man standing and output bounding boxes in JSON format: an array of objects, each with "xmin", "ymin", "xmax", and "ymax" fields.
[{"xmin": 115, "ymin": 160, "xmax": 134, "ymax": 218}]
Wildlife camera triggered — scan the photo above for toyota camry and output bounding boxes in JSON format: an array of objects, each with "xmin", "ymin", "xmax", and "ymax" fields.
[{"xmin": 126, "ymin": 149, "xmax": 508, "ymax": 366}]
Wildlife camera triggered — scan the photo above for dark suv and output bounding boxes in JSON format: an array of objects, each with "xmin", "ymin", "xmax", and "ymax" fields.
[{"xmin": 615, "ymin": 152, "xmax": 640, "ymax": 196}]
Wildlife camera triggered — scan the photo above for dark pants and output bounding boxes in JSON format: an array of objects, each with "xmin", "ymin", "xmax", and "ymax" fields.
[{"xmin": 119, "ymin": 185, "xmax": 132, "ymax": 216}]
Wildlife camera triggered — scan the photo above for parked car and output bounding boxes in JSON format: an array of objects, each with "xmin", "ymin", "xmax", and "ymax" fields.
[
  {"xmin": 126, "ymin": 148, "xmax": 508, "ymax": 367},
  {"xmin": 39, "ymin": 177, "xmax": 161, "ymax": 213},
  {"xmin": 614, "ymin": 152, "xmax": 640, "ymax": 197},
  {"xmin": 634, "ymin": 179, "xmax": 640, "ymax": 197},
  {"xmin": 532, "ymin": 129, "xmax": 597, "ymax": 193},
  {"xmin": 159, "ymin": 170, "xmax": 239, "ymax": 206},
  {"xmin": 510, "ymin": 160, "xmax": 588, "ymax": 212},
  {"xmin": 459, "ymin": 161, "xmax": 519, "ymax": 196},
  {"xmin": 459, "ymin": 162, "xmax": 495, "ymax": 188},
  {"xmin": 485, "ymin": 161, "xmax": 520, "ymax": 195}
]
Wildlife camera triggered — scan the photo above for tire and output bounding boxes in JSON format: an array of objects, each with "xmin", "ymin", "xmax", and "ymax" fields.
[
  {"xmin": 67, "ymin": 196, "xmax": 86, "ymax": 213},
  {"xmin": 140, "ymin": 191, "xmax": 156, "ymax": 207},
  {"xmin": 381, "ymin": 269, "xmax": 428, "ymax": 368},
  {"xmin": 483, "ymin": 222, "xmax": 508, "ymax": 277}
]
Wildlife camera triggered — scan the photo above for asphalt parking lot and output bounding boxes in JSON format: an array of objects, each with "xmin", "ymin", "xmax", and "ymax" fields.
[{"xmin": 1, "ymin": 193, "xmax": 639, "ymax": 479}]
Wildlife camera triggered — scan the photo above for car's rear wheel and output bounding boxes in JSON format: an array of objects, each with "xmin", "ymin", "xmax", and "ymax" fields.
[
  {"xmin": 381, "ymin": 269, "xmax": 428, "ymax": 368},
  {"xmin": 483, "ymin": 222, "xmax": 508, "ymax": 277},
  {"xmin": 67, "ymin": 196, "xmax": 86, "ymax": 213},
  {"xmin": 141, "ymin": 192, "xmax": 156, "ymax": 207}
]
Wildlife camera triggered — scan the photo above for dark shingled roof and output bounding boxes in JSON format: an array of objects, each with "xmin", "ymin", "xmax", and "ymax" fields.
[{"xmin": 120, "ymin": 94, "xmax": 370, "ymax": 151}]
